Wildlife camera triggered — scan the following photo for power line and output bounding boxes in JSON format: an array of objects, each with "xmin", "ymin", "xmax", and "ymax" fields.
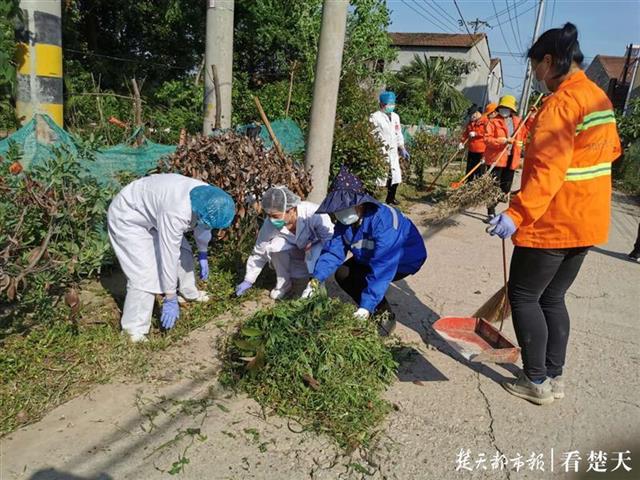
[
  {"xmin": 484, "ymin": 0, "xmax": 529, "ymax": 22},
  {"xmin": 491, "ymin": 3, "xmax": 537, "ymax": 31},
  {"xmin": 413, "ymin": 0, "xmax": 459, "ymax": 31},
  {"xmin": 399, "ymin": 0, "xmax": 448, "ymax": 32},
  {"xmin": 411, "ymin": 0, "xmax": 457, "ymax": 31},
  {"xmin": 430, "ymin": 0, "xmax": 461, "ymax": 27},
  {"xmin": 512, "ymin": 0, "xmax": 525, "ymax": 52},
  {"xmin": 491, "ymin": 0, "xmax": 523, "ymax": 64},
  {"xmin": 550, "ymin": 0, "xmax": 557, "ymax": 27},
  {"xmin": 504, "ymin": 0, "xmax": 523, "ymax": 52}
]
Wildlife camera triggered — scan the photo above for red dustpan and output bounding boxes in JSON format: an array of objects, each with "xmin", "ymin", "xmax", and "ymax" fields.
[{"xmin": 432, "ymin": 316, "xmax": 520, "ymax": 364}]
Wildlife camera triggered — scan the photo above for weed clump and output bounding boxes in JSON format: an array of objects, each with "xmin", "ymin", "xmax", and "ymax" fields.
[{"xmin": 220, "ymin": 295, "xmax": 397, "ymax": 451}]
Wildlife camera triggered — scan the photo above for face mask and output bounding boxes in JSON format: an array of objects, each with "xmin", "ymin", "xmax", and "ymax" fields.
[
  {"xmin": 498, "ymin": 107, "xmax": 511, "ymax": 118},
  {"xmin": 269, "ymin": 217, "xmax": 286, "ymax": 230},
  {"xmin": 335, "ymin": 207, "xmax": 359, "ymax": 225},
  {"xmin": 384, "ymin": 105, "xmax": 395, "ymax": 114},
  {"xmin": 534, "ymin": 61, "xmax": 551, "ymax": 94}
]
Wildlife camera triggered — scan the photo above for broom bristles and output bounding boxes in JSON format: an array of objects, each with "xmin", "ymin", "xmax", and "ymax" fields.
[{"xmin": 473, "ymin": 286, "xmax": 511, "ymax": 324}]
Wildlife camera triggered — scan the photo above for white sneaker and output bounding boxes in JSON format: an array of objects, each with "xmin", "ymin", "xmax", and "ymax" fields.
[
  {"xmin": 128, "ymin": 333, "xmax": 148, "ymax": 343},
  {"xmin": 178, "ymin": 290, "xmax": 210, "ymax": 304},
  {"xmin": 270, "ymin": 286, "xmax": 291, "ymax": 300}
]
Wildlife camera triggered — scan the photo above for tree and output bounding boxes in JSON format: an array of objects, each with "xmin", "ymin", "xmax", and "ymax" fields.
[
  {"xmin": 0, "ymin": 0, "xmax": 21, "ymax": 129},
  {"xmin": 389, "ymin": 54, "xmax": 475, "ymax": 128}
]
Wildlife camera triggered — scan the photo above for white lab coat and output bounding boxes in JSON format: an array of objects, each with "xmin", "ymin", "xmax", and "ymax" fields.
[
  {"xmin": 107, "ymin": 173, "xmax": 213, "ymax": 295},
  {"xmin": 243, "ymin": 201, "xmax": 334, "ymax": 284},
  {"xmin": 370, "ymin": 110, "xmax": 405, "ymax": 186}
]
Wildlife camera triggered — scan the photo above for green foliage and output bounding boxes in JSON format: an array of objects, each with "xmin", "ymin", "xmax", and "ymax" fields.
[
  {"xmin": 409, "ymin": 131, "xmax": 458, "ymax": 189},
  {"xmin": 389, "ymin": 55, "xmax": 474, "ymax": 128},
  {"xmin": 221, "ymin": 294, "xmax": 397, "ymax": 450},
  {"xmin": 0, "ymin": 0, "xmax": 21, "ymax": 130},
  {"xmin": 615, "ymin": 141, "xmax": 640, "ymax": 195},
  {"xmin": 0, "ymin": 147, "xmax": 115, "ymax": 333},
  {"xmin": 617, "ymin": 98, "xmax": 640, "ymax": 147}
]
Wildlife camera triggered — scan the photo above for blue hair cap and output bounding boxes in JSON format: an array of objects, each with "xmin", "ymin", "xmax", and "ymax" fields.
[
  {"xmin": 379, "ymin": 91, "xmax": 396, "ymax": 105},
  {"xmin": 189, "ymin": 185, "xmax": 236, "ymax": 229}
]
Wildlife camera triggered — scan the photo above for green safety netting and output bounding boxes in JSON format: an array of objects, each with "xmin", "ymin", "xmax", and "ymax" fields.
[
  {"xmin": 0, "ymin": 114, "xmax": 176, "ymax": 183},
  {"xmin": 236, "ymin": 118, "xmax": 305, "ymax": 154}
]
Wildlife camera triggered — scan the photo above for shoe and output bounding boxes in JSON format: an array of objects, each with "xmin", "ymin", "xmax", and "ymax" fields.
[
  {"xmin": 178, "ymin": 290, "xmax": 210, "ymax": 304},
  {"xmin": 270, "ymin": 286, "xmax": 291, "ymax": 300},
  {"xmin": 377, "ymin": 314, "xmax": 397, "ymax": 336},
  {"xmin": 501, "ymin": 371, "xmax": 554, "ymax": 405},
  {"xmin": 549, "ymin": 375, "xmax": 565, "ymax": 399},
  {"xmin": 628, "ymin": 249, "xmax": 640, "ymax": 262},
  {"xmin": 128, "ymin": 333, "xmax": 148, "ymax": 343}
]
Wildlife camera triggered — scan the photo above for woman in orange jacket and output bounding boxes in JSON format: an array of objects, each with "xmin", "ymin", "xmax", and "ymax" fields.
[
  {"xmin": 459, "ymin": 106, "xmax": 488, "ymax": 182},
  {"xmin": 483, "ymin": 94, "xmax": 528, "ymax": 216},
  {"xmin": 487, "ymin": 23, "xmax": 621, "ymax": 405}
]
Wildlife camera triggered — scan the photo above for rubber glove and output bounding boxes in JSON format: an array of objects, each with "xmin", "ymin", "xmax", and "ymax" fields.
[
  {"xmin": 458, "ymin": 142, "xmax": 465, "ymax": 150},
  {"xmin": 235, "ymin": 280, "xmax": 253, "ymax": 296},
  {"xmin": 487, "ymin": 213, "xmax": 516, "ymax": 239},
  {"xmin": 354, "ymin": 308, "xmax": 370, "ymax": 319},
  {"xmin": 399, "ymin": 147, "xmax": 410, "ymax": 160},
  {"xmin": 197, "ymin": 252, "xmax": 209, "ymax": 280},
  {"xmin": 301, "ymin": 279, "xmax": 320, "ymax": 299},
  {"xmin": 161, "ymin": 295, "xmax": 180, "ymax": 329},
  {"xmin": 469, "ymin": 131, "xmax": 477, "ymax": 138}
]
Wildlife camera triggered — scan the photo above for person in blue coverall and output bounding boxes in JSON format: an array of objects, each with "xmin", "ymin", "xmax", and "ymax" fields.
[{"xmin": 302, "ymin": 166, "xmax": 427, "ymax": 334}]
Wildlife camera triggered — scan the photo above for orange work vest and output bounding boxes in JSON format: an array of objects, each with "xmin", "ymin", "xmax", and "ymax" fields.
[
  {"xmin": 484, "ymin": 115, "xmax": 527, "ymax": 169},
  {"xmin": 461, "ymin": 118, "xmax": 488, "ymax": 153},
  {"xmin": 506, "ymin": 70, "xmax": 622, "ymax": 249}
]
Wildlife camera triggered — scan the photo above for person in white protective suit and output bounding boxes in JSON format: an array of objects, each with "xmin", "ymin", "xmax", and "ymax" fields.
[
  {"xmin": 369, "ymin": 90, "xmax": 410, "ymax": 205},
  {"xmin": 235, "ymin": 186, "xmax": 334, "ymax": 300},
  {"xmin": 107, "ymin": 173, "xmax": 235, "ymax": 342}
]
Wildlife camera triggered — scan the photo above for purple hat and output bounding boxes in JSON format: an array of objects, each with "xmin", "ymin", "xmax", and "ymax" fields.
[{"xmin": 315, "ymin": 165, "xmax": 380, "ymax": 214}]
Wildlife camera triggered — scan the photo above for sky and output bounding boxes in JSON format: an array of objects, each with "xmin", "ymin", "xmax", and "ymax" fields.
[{"xmin": 387, "ymin": 0, "xmax": 640, "ymax": 95}]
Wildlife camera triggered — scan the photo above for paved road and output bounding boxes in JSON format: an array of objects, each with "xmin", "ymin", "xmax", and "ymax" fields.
[{"xmin": 2, "ymin": 191, "xmax": 638, "ymax": 480}]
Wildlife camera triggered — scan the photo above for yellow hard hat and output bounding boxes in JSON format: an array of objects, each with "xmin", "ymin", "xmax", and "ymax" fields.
[{"xmin": 498, "ymin": 95, "xmax": 518, "ymax": 112}]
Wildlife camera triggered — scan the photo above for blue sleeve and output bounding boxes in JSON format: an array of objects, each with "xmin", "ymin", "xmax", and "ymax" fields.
[
  {"xmin": 360, "ymin": 211, "xmax": 404, "ymax": 312},
  {"xmin": 313, "ymin": 225, "xmax": 348, "ymax": 282}
]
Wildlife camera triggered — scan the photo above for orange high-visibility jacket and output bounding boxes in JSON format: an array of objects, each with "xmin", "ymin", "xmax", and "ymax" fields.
[
  {"xmin": 461, "ymin": 117, "xmax": 488, "ymax": 153},
  {"xmin": 484, "ymin": 114, "xmax": 528, "ymax": 169},
  {"xmin": 506, "ymin": 70, "xmax": 621, "ymax": 249}
]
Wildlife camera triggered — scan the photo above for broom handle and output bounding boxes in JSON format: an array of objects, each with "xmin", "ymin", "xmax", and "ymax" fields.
[
  {"xmin": 426, "ymin": 138, "xmax": 468, "ymax": 190},
  {"xmin": 486, "ymin": 93, "xmax": 544, "ymax": 175},
  {"xmin": 499, "ymin": 238, "xmax": 508, "ymax": 331}
]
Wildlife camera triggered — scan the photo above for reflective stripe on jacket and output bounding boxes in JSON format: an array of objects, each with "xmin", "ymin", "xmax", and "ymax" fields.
[
  {"xmin": 506, "ymin": 70, "xmax": 622, "ymax": 248},
  {"xmin": 313, "ymin": 203, "xmax": 427, "ymax": 312}
]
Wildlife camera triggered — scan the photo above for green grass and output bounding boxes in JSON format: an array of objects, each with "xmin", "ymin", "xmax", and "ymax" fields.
[
  {"xmin": 220, "ymin": 293, "xmax": 398, "ymax": 451},
  {"xmin": 0, "ymin": 259, "xmax": 244, "ymax": 436}
]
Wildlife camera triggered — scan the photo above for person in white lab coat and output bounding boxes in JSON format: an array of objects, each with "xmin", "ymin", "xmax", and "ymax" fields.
[
  {"xmin": 235, "ymin": 186, "xmax": 334, "ymax": 300},
  {"xmin": 107, "ymin": 173, "xmax": 235, "ymax": 342},
  {"xmin": 369, "ymin": 90, "xmax": 410, "ymax": 205}
]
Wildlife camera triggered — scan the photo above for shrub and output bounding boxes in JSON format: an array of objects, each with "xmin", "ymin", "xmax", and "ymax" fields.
[{"xmin": 409, "ymin": 130, "xmax": 458, "ymax": 189}]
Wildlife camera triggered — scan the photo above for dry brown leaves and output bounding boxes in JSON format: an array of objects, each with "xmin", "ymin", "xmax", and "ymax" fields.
[
  {"xmin": 424, "ymin": 174, "xmax": 505, "ymax": 224},
  {"xmin": 162, "ymin": 131, "xmax": 312, "ymax": 234}
]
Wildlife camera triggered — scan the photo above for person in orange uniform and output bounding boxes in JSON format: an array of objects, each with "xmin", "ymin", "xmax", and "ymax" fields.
[
  {"xmin": 483, "ymin": 94, "xmax": 528, "ymax": 217},
  {"xmin": 487, "ymin": 23, "xmax": 621, "ymax": 405},
  {"xmin": 459, "ymin": 106, "xmax": 488, "ymax": 182}
]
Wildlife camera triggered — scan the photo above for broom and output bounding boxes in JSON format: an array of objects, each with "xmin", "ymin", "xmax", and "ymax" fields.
[
  {"xmin": 473, "ymin": 229, "xmax": 511, "ymax": 326},
  {"xmin": 425, "ymin": 138, "xmax": 468, "ymax": 192}
]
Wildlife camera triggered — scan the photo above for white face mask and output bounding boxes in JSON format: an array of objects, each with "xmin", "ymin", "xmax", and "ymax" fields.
[
  {"xmin": 335, "ymin": 206, "xmax": 360, "ymax": 225},
  {"xmin": 498, "ymin": 107, "xmax": 511, "ymax": 118}
]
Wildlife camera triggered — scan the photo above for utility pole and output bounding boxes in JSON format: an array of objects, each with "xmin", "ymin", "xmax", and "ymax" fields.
[
  {"xmin": 519, "ymin": 0, "xmax": 545, "ymax": 116},
  {"xmin": 15, "ymin": 0, "xmax": 63, "ymax": 126},
  {"xmin": 459, "ymin": 18, "xmax": 491, "ymax": 33},
  {"xmin": 304, "ymin": 0, "xmax": 348, "ymax": 203},
  {"xmin": 203, "ymin": 0, "xmax": 234, "ymax": 134}
]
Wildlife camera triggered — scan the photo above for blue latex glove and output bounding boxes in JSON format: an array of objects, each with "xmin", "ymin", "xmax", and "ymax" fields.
[
  {"xmin": 488, "ymin": 213, "xmax": 516, "ymax": 239},
  {"xmin": 198, "ymin": 252, "xmax": 209, "ymax": 280},
  {"xmin": 161, "ymin": 296, "xmax": 180, "ymax": 329},
  {"xmin": 235, "ymin": 280, "xmax": 253, "ymax": 297},
  {"xmin": 399, "ymin": 147, "xmax": 410, "ymax": 160}
]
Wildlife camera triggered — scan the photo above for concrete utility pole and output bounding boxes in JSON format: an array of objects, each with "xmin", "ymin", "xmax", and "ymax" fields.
[
  {"xmin": 15, "ymin": 0, "xmax": 63, "ymax": 126},
  {"xmin": 519, "ymin": 0, "xmax": 545, "ymax": 116},
  {"xmin": 203, "ymin": 0, "xmax": 234, "ymax": 133},
  {"xmin": 304, "ymin": 0, "xmax": 348, "ymax": 203}
]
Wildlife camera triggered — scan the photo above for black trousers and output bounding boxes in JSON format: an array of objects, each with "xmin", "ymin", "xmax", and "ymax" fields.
[
  {"xmin": 334, "ymin": 257, "xmax": 409, "ymax": 312},
  {"xmin": 465, "ymin": 151, "xmax": 485, "ymax": 182},
  {"xmin": 488, "ymin": 152, "xmax": 516, "ymax": 214},
  {"xmin": 386, "ymin": 181, "xmax": 399, "ymax": 204},
  {"xmin": 508, "ymin": 246, "xmax": 589, "ymax": 382},
  {"xmin": 634, "ymin": 224, "xmax": 640, "ymax": 251}
]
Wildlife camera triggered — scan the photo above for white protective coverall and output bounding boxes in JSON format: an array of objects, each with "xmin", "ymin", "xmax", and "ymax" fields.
[
  {"xmin": 243, "ymin": 201, "xmax": 334, "ymax": 292},
  {"xmin": 107, "ymin": 173, "xmax": 213, "ymax": 337},
  {"xmin": 370, "ymin": 110, "xmax": 405, "ymax": 187}
]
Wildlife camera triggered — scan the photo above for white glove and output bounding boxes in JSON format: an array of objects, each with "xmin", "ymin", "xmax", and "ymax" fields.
[
  {"xmin": 469, "ymin": 131, "xmax": 477, "ymax": 138},
  {"xmin": 301, "ymin": 279, "xmax": 319, "ymax": 299},
  {"xmin": 458, "ymin": 142, "xmax": 465, "ymax": 150},
  {"xmin": 354, "ymin": 308, "xmax": 370, "ymax": 319}
]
